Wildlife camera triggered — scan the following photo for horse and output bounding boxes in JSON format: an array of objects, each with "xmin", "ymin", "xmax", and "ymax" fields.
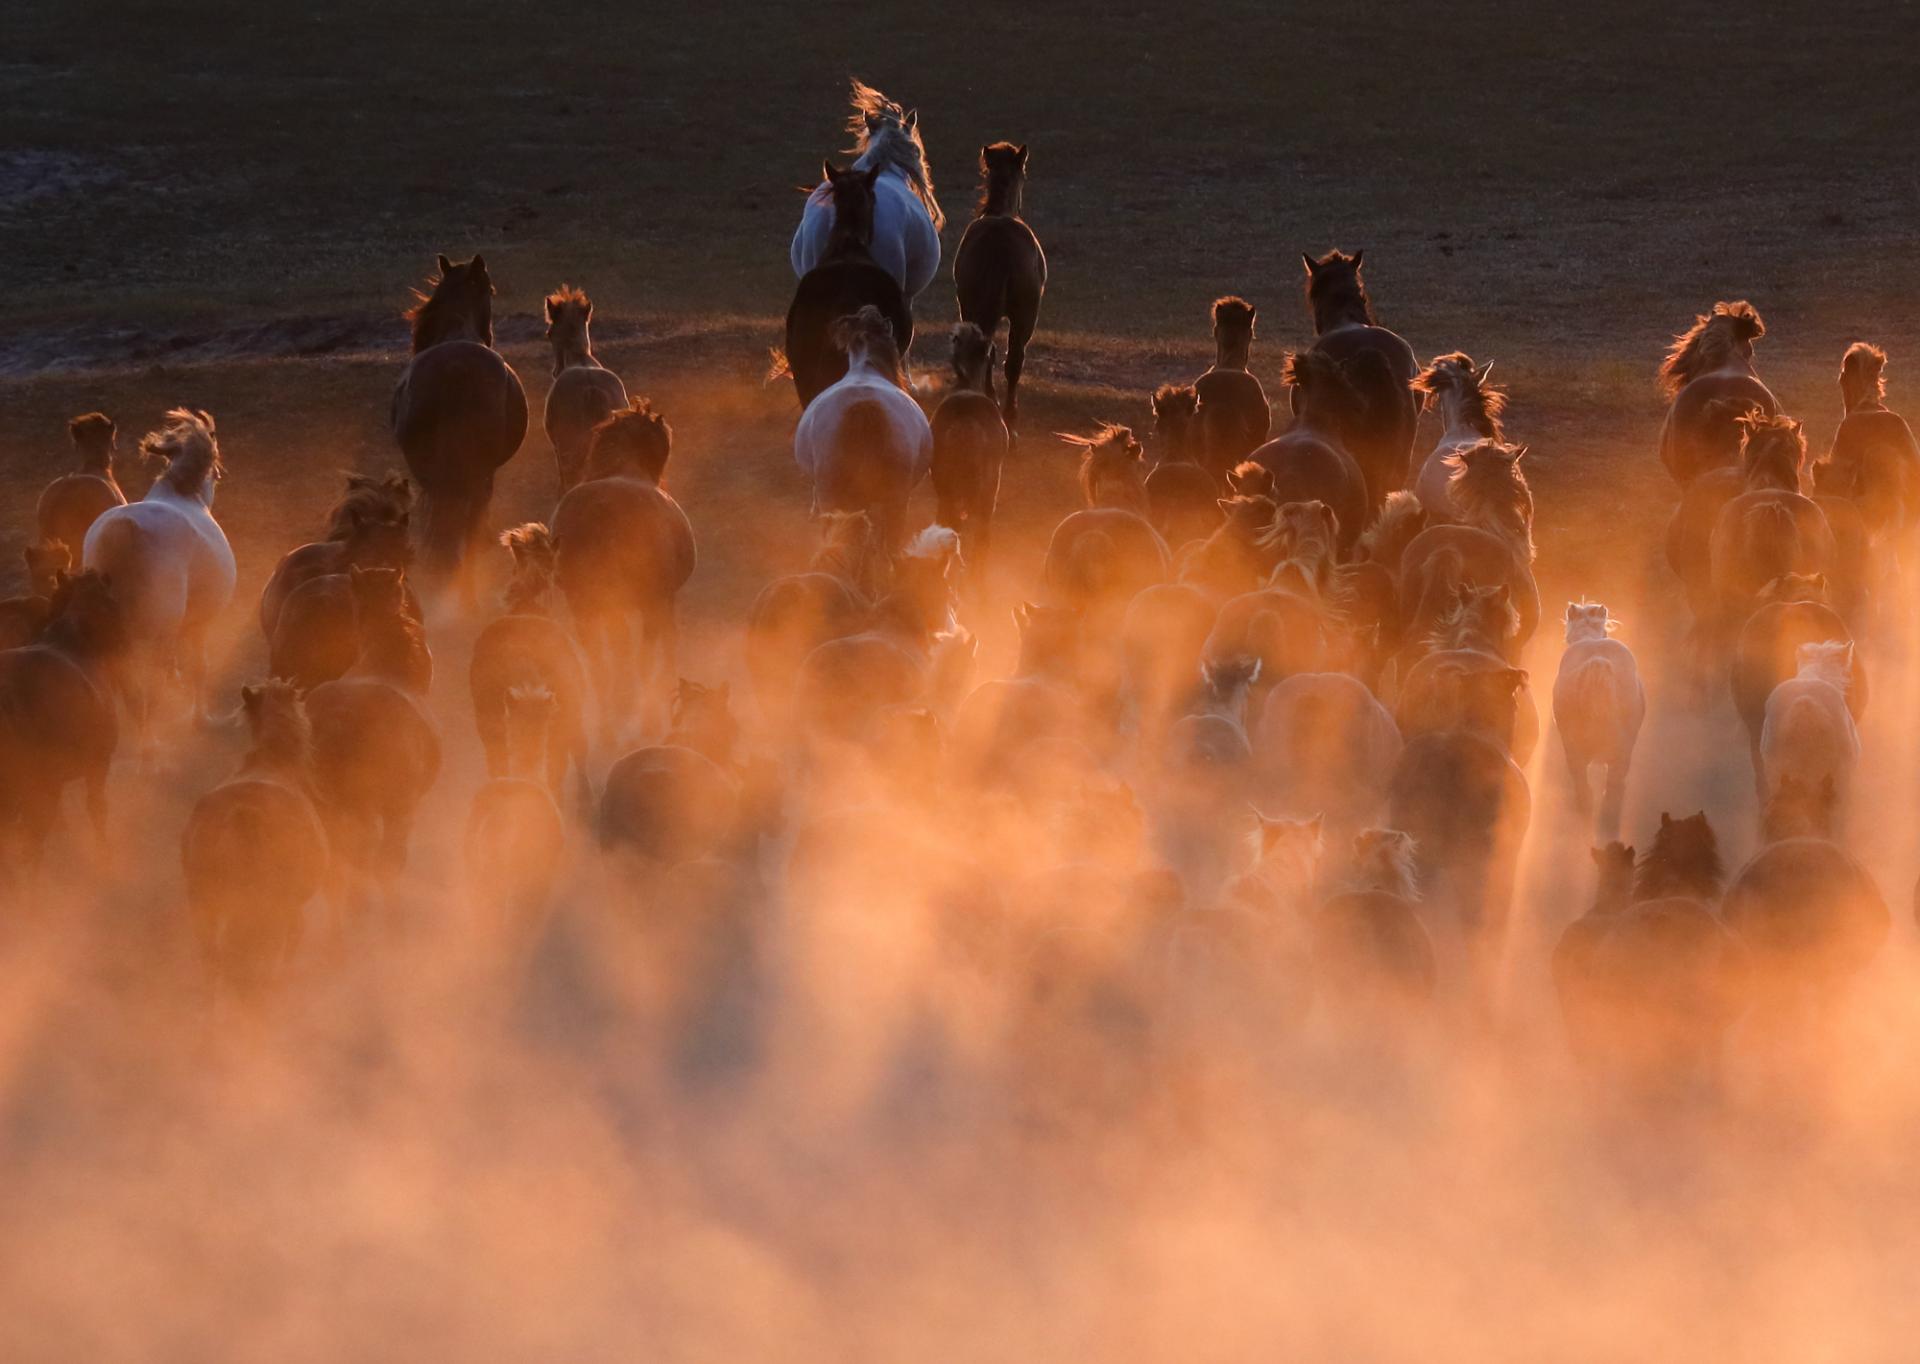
[
  {"xmin": 1162, "ymin": 656, "xmax": 1263, "ymax": 784},
  {"xmin": 1145, "ymin": 385, "xmax": 1225, "ymax": 548},
  {"xmin": 1394, "ymin": 592, "xmax": 1536, "ymax": 765},
  {"xmin": 470, "ymin": 523, "xmax": 591, "ymax": 800},
  {"xmin": 1252, "ymin": 671, "xmax": 1403, "ymax": 830},
  {"xmin": 390, "ymin": 254, "xmax": 529, "ymax": 595},
  {"xmin": 81, "ymin": 408, "xmax": 235, "ymax": 752},
  {"xmin": 0, "ymin": 571, "xmax": 122, "ymax": 874},
  {"xmin": 1553, "ymin": 815, "xmax": 1748, "ymax": 1087},
  {"xmin": 952, "ymin": 142, "xmax": 1046, "ymax": 422},
  {"xmin": 1657, "ymin": 300, "xmax": 1777, "ymax": 485},
  {"xmin": 792, "ymin": 80, "xmax": 942, "ymax": 297},
  {"xmin": 1730, "ymin": 573, "xmax": 1866, "ymax": 775},
  {"xmin": 1313, "ymin": 829, "xmax": 1437, "ymax": 1008},
  {"xmin": 304, "ymin": 568, "xmax": 442, "ymax": 889},
  {"xmin": 465, "ymin": 684, "xmax": 567, "ymax": 934},
  {"xmin": 1721, "ymin": 776, "xmax": 1888, "ymax": 1001},
  {"xmin": 1243, "ymin": 351, "xmax": 1371, "ymax": 554},
  {"xmin": 1411, "ymin": 353, "xmax": 1506, "ymax": 521},
  {"xmin": 1299, "ymin": 250, "xmax": 1419, "ymax": 509},
  {"xmin": 1189, "ymin": 296, "xmax": 1271, "ymax": 475},
  {"xmin": 1817, "ymin": 341, "xmax": 1920, "ymax": 584},
  {"xmin": 743, "ymin": 515, "xmax": 878, "ymax": 726},
  {"xmin": 1120, "ymin": 582, "xmax": 1218, "ymax": 746},
  {"xmin": 36, "ymin": 412, "xmax": 126, "ymax": 556},
  {"xmin": 542, "ymin": 285, "xmax": 630, "ymax": 494},
  {"xmin": 273, "ymin": 563, "xmax": 429, "ymax": 697},
  {"xmin": 1045, "ymin": 427, "xmax": 1171, "ymax": 625},
  {"xmin": 1759, "ymin": 642, "xmax": 1859, "ymax": 813},
  {"xmin": 930, "ymin": 322, "xmax": 1009, "ymax": 577},
  {"xmin": 1550, "ymin": 601, "xmax": 1645, "ymax": 838},
  {"xmin": 793, "ymin": 305, "xmax": 932, "ymax": 546},
  {"xmin": 181, "ymin": 680, "xmax": 329, "ymax": 995},
  {"xmin": 1397, "ymin": 442, "xmax": 1540, "ymax": 662},
  {"xmin": 1175, "ymin": 493, "xmax": 1283, "ymax": 603},
  {"xmin": 1708, "ymin": 413, "xmax": 1835, "ymax": 640},
  {"xmin": 552, "ymin": 400, "xmax": 697, "ymax": 737},
  {"xmin": 258, "ymin": 473, "xmax": 413, "ymax": 641},
  {"xmin": 785, "ymin": 163, "xmax": 916, "ymax": 408}
]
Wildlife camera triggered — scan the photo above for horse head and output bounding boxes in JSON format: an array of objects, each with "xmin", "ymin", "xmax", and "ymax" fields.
[
  {"xmin": 141, "ymin": 408, "xmax": 223, "ymax": 507},
  {"xmin": 406, "ymin": 253, "xmax": 495, "ymax": 352}
]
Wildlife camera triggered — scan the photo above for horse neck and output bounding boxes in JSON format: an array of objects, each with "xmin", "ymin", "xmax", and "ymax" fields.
[
  {"xmin": 846, "ymin": 345, "xmax": 900, "ymax": 387},
  {"xmin": 1213, "ymin": 337, "xmax": 1251, "ymax": 371},
  {"xmin": 1564, "ymin": 620, "xmax": 1609, "ymax": 646},
  {"xmin": 981, "ymin": 172, "xmax": 1022, "ymax": 218},
  {"xmin": 550, "ymin": 333, "xmax": 595, "ymax": 374},
  {"xmin": 503, "ymin": 712, "xmax": 551, "ymax": 781},
  {"xmin": 1290, "ymin": 393, "xmax": 1341, "ymax": 437},
  {"xmin": 352, "ymin": 617, "xmax": 421, "ymax": 682},
  {"xmin": 146, "ymin": 478, "xmax": 211, "ymax": 515},
  {"xmin": 1311, "ymin": 297, "xmax": 1371, "ymax": 334},
  {"xmin": 239, "ymin": 730, "xmax": 312, "ymax": 783},
  {"xmin": 1435, "ymin": 392, "xmax": 1484, "ymax": 445},
  {"xmin": 74, "ymin": 444, "xmax": 114, "ymax": 475}
]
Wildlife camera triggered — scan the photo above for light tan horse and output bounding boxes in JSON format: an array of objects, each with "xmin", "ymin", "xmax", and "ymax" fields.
[
  {"xmin": 36, "ymin": 412, "xmax": 126, "ymax": 555},
  {"xmin": 542, "ymin": 285, "xmax": 630, "ymax": 494}
]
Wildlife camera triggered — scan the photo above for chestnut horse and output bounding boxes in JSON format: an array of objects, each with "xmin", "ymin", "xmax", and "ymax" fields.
[
  {"xmin": 952, "ymin": 141, "xmax": 1046, "ymax": 422},
  {"xmin": 1656, "ymin": 300, "xmax": 1776, "ymax": 486},
  {"xmin": 1300, "ymin": 250, "xmax": 1419, "ymax": 509},
  {"xmin": 542, "ymin": 285, "xmax": 630, "ymax": 494}
]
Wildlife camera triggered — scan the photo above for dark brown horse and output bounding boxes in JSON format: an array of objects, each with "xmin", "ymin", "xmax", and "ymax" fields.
[
  {"xmin": 1300, "ymin": 250, "xmax": 1419, "ymax": 509},
  {"xmin": 952, "ymin": 142, "xmax": 1046, "ymax": 423},
  {"xmin": 390, "ymin": 254, "xmax": 528, "ymax": 596},
  {"xmin": 1709, "ymin": 413, "xmax": 1835, "ymax": 639},
  {"xmin": 1145, "ymin": 384, "xmax": 1225, "ymax": 548},
  {"xmin": 1191, "ymin": 296, "xmax": 1271, "ymax": 474},
  {"xmin": 930, "ymin": 322, "xmax": 1009, "ymax": 578},
  {"xmin": 542, "ymin": 285, "xmax": 630, "ymax": 494},
  {"xmin": 259, "ymin": 473, "xmax": 413, "ymax": 642},
  {"xmin": 0, "ymin": 571, "xmax": 123, "ymax": 873},
  {"xmin": 36, "ymin": 412, "xmax": 126, "ymax": 555},
  {"xmin": 1244, "ymin": 351, "xmax": 1371, "ymax": 554},
  {"xmin": 470, "ymin": 524, "xmax": 591, "ymax": 800},
  {"xmin": 785, "ymin": 162, "xmax": 914, "ymax": 408},
  {"xmin": 1657, "ymin": 301, "xmax": 1776, "ymax": 485}
]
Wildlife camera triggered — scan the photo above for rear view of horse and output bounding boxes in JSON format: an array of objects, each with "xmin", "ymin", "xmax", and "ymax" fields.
[
  {"xmin": 1551, "ymin": 601, "xmax": 1645, "ymax": 838},
  {"xmin": 542, "ymin": 285, "xmax": 629, "ymax": 494},
  {"xmin": 931, "ymin": 322, "xmax": 1010, "ymax": 576},
  {"xmin": 1819, "ymin": 341, "xmax": 1920, "ymax": 557},
  {"xmin": 1657, "ymin": 300, "xmax": 1776, "ymax": 485},
  {"xmin": 793, "ymin": 306, "xmax": 932, "ymax": 547},
  {"xmin": 37, "ymin": 412, "xmax": 126, "ymax": 555},
  {"xmin": 791, "ymin": 79, "xmax": 943, "ymax": 301},
  {"xmin": 785, "ymin": 163, "xmax": 915, "ymax": 407},
  {"xmin": 1300, "ymin": 250, "xmax": 1419, "ymax": 509},
  {"xmin": 1191, "ymin": 297, "xmax": 1272, "ymax": 474},
  {"xmin": 82, "ymin": 408, "xmax": 236, "ymax": 750},
  {"xmin": 390, "ymin": 254, "xmax": 529, "ymax": 593},
  {"xmin": 952, "ymin": 141, "xmax": 1046, "ymax": 422}
]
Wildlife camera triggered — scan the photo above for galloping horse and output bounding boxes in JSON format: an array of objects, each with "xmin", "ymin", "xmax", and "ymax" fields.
[
  {"xmin": 785, "ymin": 163, "xmax": 915, "ymax": 408},
  {"xmin": 82, "ymin": 409, "xmax": 236, "ymax": 752},
  {"xmin": 390, "ymin": 254, "xmax": 529, "ymax": 596},
  {"xmin": 542, "ymin": 285, "xmax": 629, "ymax": 494},
  {"xmin": 793, "ymin": 306, "xmax": 932, "ymax": 547},
  {"xmin": 1656, "ymin": 300, "xmax": 1776, "ymax": 486},
  {"xmin": 952, "ymin": 142, "xmax": 1046, "ymax": 423},
  {"xmin": 791, "ymin": 79, "xmax": 943, "ymax": 300},
  {"xmin": 1411, "ymin": 353, "xmax": 1506, "ymax": 521},
  {"xmin": 1300, "ymin": 250, "xmax": 1419, "ymax": 510}
]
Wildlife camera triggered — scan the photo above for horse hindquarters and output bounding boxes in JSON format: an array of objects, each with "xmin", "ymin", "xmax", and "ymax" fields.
[{"xmin": 786, "ymin": 263, "xmax": 913, "ymax": 408}]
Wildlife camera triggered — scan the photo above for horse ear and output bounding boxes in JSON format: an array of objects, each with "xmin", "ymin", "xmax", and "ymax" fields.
[
  {"xmin": 1476, "ymin": 359, "xmax": 1495, "ymax": 384},
  {"xmin": 1660, "ymin": 811, "xmax": 1673, "ymax": 828},
  {"xmin": 1350, "ymin": 248, "xmax": 1364, "ymax": 270},
  {"xmin": 1590, "ymin": 846, "xmax": 1604, "ymax": 865},
  {"xmin": 436, "ymin": 253, "xmax": 452, "ymax": 275},
  {"xmin": 241, "ymin": 685, "xmax": 260, "ymax": 709},
  {"xmin": 821, "ymin": 158, "xmax": 836, "ymax": 183},
  {"xmin": 1015, "ymin": 144, "xmax": 1029, "ymax": 164},
  {"xmin": 1508, "ymin": 444, "xmax": 1528, "ymax": 463},
  {"xmin": 544, "ymin": 295, "xmax": 559, "ymax": 323},
  {"xmin": 1565, "ymin": 601, "xmax": 1579, "ymax": 620},
  {"xmin": 903, "ymin": 108, "xmax": 918, "ymax": 131},
  {"xmin": 470, "ymin": 254, "xmax": 487, "ymax": 273},
  {"xmin": 1301, "ymin": 252, "xmax": 1319, "ymax": 275}
]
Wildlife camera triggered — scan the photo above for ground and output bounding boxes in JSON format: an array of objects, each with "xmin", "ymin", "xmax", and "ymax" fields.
[{"xmin": 5, "ymin": 5, "xmax": 1920, "ymax": 1360}]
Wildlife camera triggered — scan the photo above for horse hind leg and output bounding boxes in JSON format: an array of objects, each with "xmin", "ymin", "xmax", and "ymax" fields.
[{"xmin": 1003, "ymin": 284, "xmax": 1041, "ymax": 429}]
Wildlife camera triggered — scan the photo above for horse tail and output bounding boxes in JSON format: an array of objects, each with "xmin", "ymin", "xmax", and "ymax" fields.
[
  {"xmin": 1560, "ymin": 656, "xmax": 1620, "ymax": 753},
  {"xmin": 1359, "ymin": 490, "xmax": 1428, "ymax": 573},
  {"xmin": 1065, "ymin": 527, "xmax": 1121, "ymax": 605},
  {"xmin": 820, "ymin": 400, "xmax": 903, "ymax": 517},
  {"xmin": 765, "ymin": 347, "xmax": 792, "ymax": 384}
]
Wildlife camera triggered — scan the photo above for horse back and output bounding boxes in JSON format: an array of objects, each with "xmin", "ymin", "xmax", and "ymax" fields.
[
  {"xmin": 392, "ymin": 340, "xmax": 529, "ymax": 479},
  {"xmin": 953, "ymin": 215, "xmax": 1048, "ymax": 313},
  {"xmin": 1662, "ymin": 372, "xmax": 1778, "ymax": 484},
  {"xmin": 0, "ymin": 643, "xmax": 117, "ymax": 782},
  {"xmin": 544, "ymin": 365, "xmax": 629, "ymax": 447},
  {"xmin": 785, "ymin": 261, "xmax": 913, "ymax": 408},
  {"xmin": 1247, "ymin": 430, "xmax": 1369, "ymax": 552},
  {"xmin": 552, "ymin": 477, "xmax": 697, "ymax": 610}
]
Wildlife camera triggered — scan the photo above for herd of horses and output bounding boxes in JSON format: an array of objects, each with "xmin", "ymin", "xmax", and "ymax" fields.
[{"xmin": 1, "ymin": 80, "xmax": 1915, "ymax": 1094}]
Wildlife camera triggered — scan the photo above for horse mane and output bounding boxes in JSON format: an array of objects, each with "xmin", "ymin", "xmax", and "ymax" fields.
[
  {"xmin": 1445, "ymin": 440, "xmax": 1534, "ymax": 559},
  {"xmin": 1841, "ymin": 341, "xmax": 1888, "ymax": 407},
  {"xmin": 1227, "ymin": 461, "xmax": 1274, "ymax": 499},
  {"xmin": 1060, "ymin": 423, "xmax": 1144, "ymax": 507},
  {"xmin": 846, "ymin": 79, "xmax": 945, "ymax": 231},
  {"xmin": 1212, "ymin": 295, "xmax": 1256, "ymax": 336},
  {"xmin": 405, "ymin": 254, "xmax": 494, "ymax": 353},
  {"xmin": 1282, "ymin": 348, "xmax": 1364, "ymax": 422},
  {"xmin": 544, "ymin": 283, "xmax": 590, "ymax": 321},
  {"xmin": 1347, "ymin": 828, "xmax": 1420, "ymax": 900},
  {"xmin": 325, "ymin": 472, "xmax": 412, "ymax": 540},
  {"xmin": 1633, "ymin": 812, "xmax": 1725, "ymax": 901},
  {"xmin": 948, "ymin": 321, "xmax": 992, "ymax": 389},
  {"xmin": 497, "ymin": 521, "xmax": 558, "ymax": 611},
  {"xmin": 1414, "ymin": 352, "xmax": 1506, "ymax": 438},
  {"xmin": 1302, "ymin": 249, "xmax": 1375, "ymax": 330},
  {"xmin": 1737, "ymin": 411, "xmax": 1805, "ymax": 490},
  {"xmin": 1153, "ymin": 382, "xmax": 1199, "ymax": 421},
  {"xmin": 831, "ymin": 305, "xmax": 904, "ymax": 384},
  {"xmin": 1658, "ymin": 300, "xmax": 1764, "ymax": 397},
  {"xmin": 238, "ymin": 678, "xmax": 312, "ymax": 774},
  {"xmin": 1757, "ymin": 571, "xmax": 1827, "ymax": 605},
  {"xmin": 1762, "ymin": 774, "xmax": 1837, "ymax": 842},
  {"xmin": 141, "ymin": 409, "xmax": 222, "ymax": 495},
  {"xmin": 1357, "ymin": 490, "xmax": 1427, "ymax": 567},
  {"xmin": 1424, "ymin": 581, "xmax": 1517, "ymax": 653},
  {"xmin": 584, "ymin": 398, "xmax": 672, "ymax": 483},
  {"xmin": 1794, "ymin": 639, "xmax": 1853, "ymax": 688}
]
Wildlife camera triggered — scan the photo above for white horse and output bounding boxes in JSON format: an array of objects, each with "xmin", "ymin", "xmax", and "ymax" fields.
[
  {"xmin": 1551, "ymin": 601, "xmax": 1646, "ymax": 838},
  {"xmin": 83, "ymin": 409, "xmax": 236, "ymax": 751},
  {"xmin": 793, "ymin": 306, "xmax": 932, "ymax": 548},
  {"xmin": 790, "ymin": 80, "xmax": 943, "ymax": 300},
  {"xmin": 1760, "ymin": 641, "xmax": 1860, "ymax": 814},
  {"xmin": 1412, "ymin": 353, "xmax": 1506, "ymax": 520}
]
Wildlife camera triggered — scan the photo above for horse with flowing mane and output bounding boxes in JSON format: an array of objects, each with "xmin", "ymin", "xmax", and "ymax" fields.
[
  {"xmin": 952, "ymin": 141, "xmax": 1046, "ymax": 422},
  {"xmin": 1243, "ymin": 350, "xmax": 1370, "ymax": 554},
  {"xmin": 542, "ymin": 285, "xmax": 630, "ymax": 494},
  {"xmin": 82, "ymin": 409, "xmax": 236, "ymax": 754},
  {"xmin": 784, "ymin": 162, "xmax": 915, "ymax": 408},
  {"xmin": 1656, "ymin": 300, "xmax": 1777, "ymax": 485},
  {"xmin": 390, "ymin": 254, "xmax": 529, "ymax": 597},
  {"xmin": 791, "ymin": 79, "xmax": 943, "ymax": 300},
  {"xmin": 1411, "ymin": 353, "xmax": 1506, "ymax": 520},
  {"xmin": 1299, "ymin": 250, "xmax": 1419, "ymax": 509}
]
